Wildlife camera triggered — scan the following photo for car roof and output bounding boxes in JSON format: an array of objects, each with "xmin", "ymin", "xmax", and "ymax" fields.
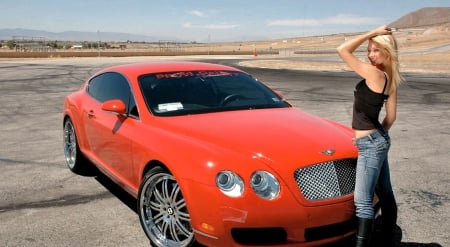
[{"xmin": 96, "ymin": 61, "xmax": 244, "ymax": 78}]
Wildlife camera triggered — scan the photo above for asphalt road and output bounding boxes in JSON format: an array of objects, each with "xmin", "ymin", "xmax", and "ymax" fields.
[{"xmin": 0, "ymin": 56, "xmax": 448, "ymax": 247}]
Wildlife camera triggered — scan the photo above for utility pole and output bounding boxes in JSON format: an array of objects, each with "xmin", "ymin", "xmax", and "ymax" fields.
[
  {"xmin": 208, "ymin": 34, "xmax": 211, "ymax": 55},
  {"xmin": 97, "ymin": 30, "xmax": 101, "ymax": 57}
]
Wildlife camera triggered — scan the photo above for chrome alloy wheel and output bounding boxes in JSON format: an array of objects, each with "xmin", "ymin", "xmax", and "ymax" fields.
[
  {"xmin": 63, "ymin": 119, "xmax": 77, "ymax": 170},
  {"xmin": 138, "ymin": 167, "xmax": 194, "ymax": 247}
]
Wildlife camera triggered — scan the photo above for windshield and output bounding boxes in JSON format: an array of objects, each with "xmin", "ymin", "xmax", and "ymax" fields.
[{"xmin": 138, "ymin": 70, "xmax": 290, "ymax": 116}]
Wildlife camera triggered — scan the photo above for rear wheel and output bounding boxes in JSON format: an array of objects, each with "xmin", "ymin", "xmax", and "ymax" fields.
[
  {"xmin": 63, "ymin": 118, "xmax": 93, "ymax": 175},
  {"xmin": 138, "ymin": 166, "xmax": 195, "ymax": 247}
]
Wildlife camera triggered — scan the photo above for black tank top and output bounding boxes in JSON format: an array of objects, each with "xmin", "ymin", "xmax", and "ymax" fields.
[{"xmin": 352, "ymin": 75, "xmax": 389, "ymax": 130}]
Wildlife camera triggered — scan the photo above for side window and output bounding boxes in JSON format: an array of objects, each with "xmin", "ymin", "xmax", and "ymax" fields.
[{"xmin": 87, "ymin": 72, "xmax": 139, "ymax": 118}]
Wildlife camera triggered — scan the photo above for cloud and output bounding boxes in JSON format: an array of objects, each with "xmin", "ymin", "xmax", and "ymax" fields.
[
  {"xmin": 183, "ymin": 22, "xmax": 238, "ymax": 30},
  {"xmin": 268, "ymin": 19, "xmax": 321, "ymax": 27},
  {"xmin": 268, "ymin": 14, "xmax": 382, "ymax": 27},
  {"xmin": 188, "ymin": 10, "xmax": 206, "ymax": 17},
  {"xmin": 325, "ymin": 14, "xmax": 382, "ymax": 25}
]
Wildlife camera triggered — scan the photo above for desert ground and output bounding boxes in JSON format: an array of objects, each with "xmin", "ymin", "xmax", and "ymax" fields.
[
  {"xmin": 1, "ymin": 23, "xmax": 449, "ymax": 74},
  {"xmin": 237, "ymin": 23, "xmax": 450, "ymax": 74}
]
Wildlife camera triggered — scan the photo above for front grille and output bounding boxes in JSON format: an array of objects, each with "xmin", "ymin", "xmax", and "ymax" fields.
[{"xmin": 294, "ymin": 159, "xmax": 356, "ymax": 201}]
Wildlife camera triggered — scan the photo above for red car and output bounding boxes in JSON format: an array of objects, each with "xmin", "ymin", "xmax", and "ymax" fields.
[{"xmin": 63, "ymin": 61, "xmax": 358, "ymax": 246}]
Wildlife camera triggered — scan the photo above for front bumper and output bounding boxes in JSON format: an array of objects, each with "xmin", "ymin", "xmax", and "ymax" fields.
[{"xmin": 184, "ymin": 179, "xmax": 356, "ymax": 247}]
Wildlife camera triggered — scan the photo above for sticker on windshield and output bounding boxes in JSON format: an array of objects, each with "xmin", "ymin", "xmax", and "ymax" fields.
[
  {"xmin": 272, "ymin": 98, "xmax": 281, "ymax": 102},
  {"xmin": 158, "ymin": 102, "xmax": 184, "ymax": 112},
  {"xmin": 155, "ymin": 71, "xmax": 239, "ymax": 79}
]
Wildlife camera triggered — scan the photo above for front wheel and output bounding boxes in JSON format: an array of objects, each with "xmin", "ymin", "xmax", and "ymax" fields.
[{"xmin": 138, "ymin": 166, "xmax": 195, "ymax": 247}]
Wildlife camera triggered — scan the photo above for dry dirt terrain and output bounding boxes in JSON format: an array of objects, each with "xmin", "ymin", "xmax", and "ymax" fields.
[
  {"xmin": 2, "ymin": 23, "xmax": 449, "ymax": 74},
  {"xmin": 237, "ymin": 23, "xmax": 450, "ymax": 74}
]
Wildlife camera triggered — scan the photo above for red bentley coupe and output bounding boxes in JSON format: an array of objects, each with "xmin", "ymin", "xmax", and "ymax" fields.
[{"xmin": 63, "ymin": 61, "xmax": 358, "ymax": 246}]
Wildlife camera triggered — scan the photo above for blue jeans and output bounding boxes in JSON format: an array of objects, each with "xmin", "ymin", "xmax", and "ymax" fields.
[{"xmin": 354, "ymin": 128, "xmax": 393, "ymax": 219}]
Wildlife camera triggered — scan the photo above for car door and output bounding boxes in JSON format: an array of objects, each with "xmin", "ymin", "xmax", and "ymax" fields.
[{"xmin": 83, "ymin": 72, "xmax": 137, "ymax": 183}]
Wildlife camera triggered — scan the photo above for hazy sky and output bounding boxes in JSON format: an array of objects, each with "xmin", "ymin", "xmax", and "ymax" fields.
[{"xmin": 1, "ymin": 0, "xmax": 448, "ymax": 42}]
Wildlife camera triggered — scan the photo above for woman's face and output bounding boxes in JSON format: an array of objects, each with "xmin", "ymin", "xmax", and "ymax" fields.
[{"xmin": 367, "ymin": 40, "xmax": 388, "ymax": 67}]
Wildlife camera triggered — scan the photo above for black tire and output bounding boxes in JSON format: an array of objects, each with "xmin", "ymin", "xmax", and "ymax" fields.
[
  {"xmin": 63, "ymin": 118, "xmax": 95, "ymax": 175},
  {"xmin": 138, "ymin": 166, "xmax": 195, "ymax": 247}
]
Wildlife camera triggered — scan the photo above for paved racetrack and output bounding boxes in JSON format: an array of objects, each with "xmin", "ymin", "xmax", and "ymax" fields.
[{"xmin": 0, "ymin": 56, "xmax": 448, "ymax": 246}]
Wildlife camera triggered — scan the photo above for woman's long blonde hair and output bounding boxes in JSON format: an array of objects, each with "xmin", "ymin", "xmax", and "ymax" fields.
[{"xmin": 371, "ymin": 34, "xmax": 405, "ymax": 92}]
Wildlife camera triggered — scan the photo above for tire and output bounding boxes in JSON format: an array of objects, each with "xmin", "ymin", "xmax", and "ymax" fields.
[
  {"xmin": 63, "ymin": 118, "xmax": 94, "ymax": 175},
  {"xmin": 138, "ymin": 166, "xmax": 195, "ymax": 247}
]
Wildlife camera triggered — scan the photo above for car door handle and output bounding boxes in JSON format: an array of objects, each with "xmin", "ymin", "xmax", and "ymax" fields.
[{"xmin": 87, "ymin": 110, "xmax": 95, "ymax": 118}]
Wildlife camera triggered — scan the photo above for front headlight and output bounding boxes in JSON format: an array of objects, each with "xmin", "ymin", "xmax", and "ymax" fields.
[
  {"xmin": 250, "ymin": 171, "xmax": 280, "ymax": 200},
  {"xmin": 216, "ymin": 171, "xmax": 244, "ymax": 197}
]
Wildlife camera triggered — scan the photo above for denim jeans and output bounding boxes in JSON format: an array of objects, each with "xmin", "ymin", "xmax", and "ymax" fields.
[{"xmin": 354, "ymin": 128, "xmax": 393, "ymax": 219}]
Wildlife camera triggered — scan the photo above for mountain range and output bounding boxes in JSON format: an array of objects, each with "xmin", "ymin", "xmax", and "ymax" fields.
[{"xmin": 0, "ymin": 28, "xmax": 169, "ymax": 42}]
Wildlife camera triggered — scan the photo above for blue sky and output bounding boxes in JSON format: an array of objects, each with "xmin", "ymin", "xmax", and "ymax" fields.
[{"xmin": 1, "ymin": 0, "xmax": 448, "ymax": 42}]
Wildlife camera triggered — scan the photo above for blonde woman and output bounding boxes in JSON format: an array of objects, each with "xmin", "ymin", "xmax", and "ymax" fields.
[{"xmin": 337, "ymin": 25, "xmax": 403, "ymax": 247}]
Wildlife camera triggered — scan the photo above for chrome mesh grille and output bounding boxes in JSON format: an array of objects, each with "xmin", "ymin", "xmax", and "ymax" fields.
[{"xmin": 293, "ymin": 159, "xmax": 356, "ymax": 201}]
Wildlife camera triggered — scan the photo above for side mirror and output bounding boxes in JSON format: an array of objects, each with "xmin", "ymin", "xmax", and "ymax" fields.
[{"xmin": 101, "ymin": 99, "xmax": 126, "ymax": 116}]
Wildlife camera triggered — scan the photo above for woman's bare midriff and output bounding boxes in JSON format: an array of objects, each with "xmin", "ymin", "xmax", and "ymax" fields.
[{"xmin": 354, "ymin": 129, "xmax": 377, "ymax": 139}]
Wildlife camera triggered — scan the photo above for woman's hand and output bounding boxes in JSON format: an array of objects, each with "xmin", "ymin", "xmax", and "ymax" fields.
[
  {"xmin": 370, "ymin": 25, "xmax": 393, "ymax": 37},
  {"xmin": 337, "ymin": 25, "xmax": 393, "ymax": 83}
]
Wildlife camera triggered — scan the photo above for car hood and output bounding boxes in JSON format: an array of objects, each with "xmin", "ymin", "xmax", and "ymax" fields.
[{"xmin": 152, "ymin": 107, "xmax": 356, "ymax": 171}]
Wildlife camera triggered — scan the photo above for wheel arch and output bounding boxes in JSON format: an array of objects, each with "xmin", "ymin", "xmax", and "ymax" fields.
[
  {"xmin": 141, "ymin": 160, "xmax": 169, "ymax": 180},
  {"xmin": 63, "ymin": 110, "xmax": 90, "ymax": 155}
]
